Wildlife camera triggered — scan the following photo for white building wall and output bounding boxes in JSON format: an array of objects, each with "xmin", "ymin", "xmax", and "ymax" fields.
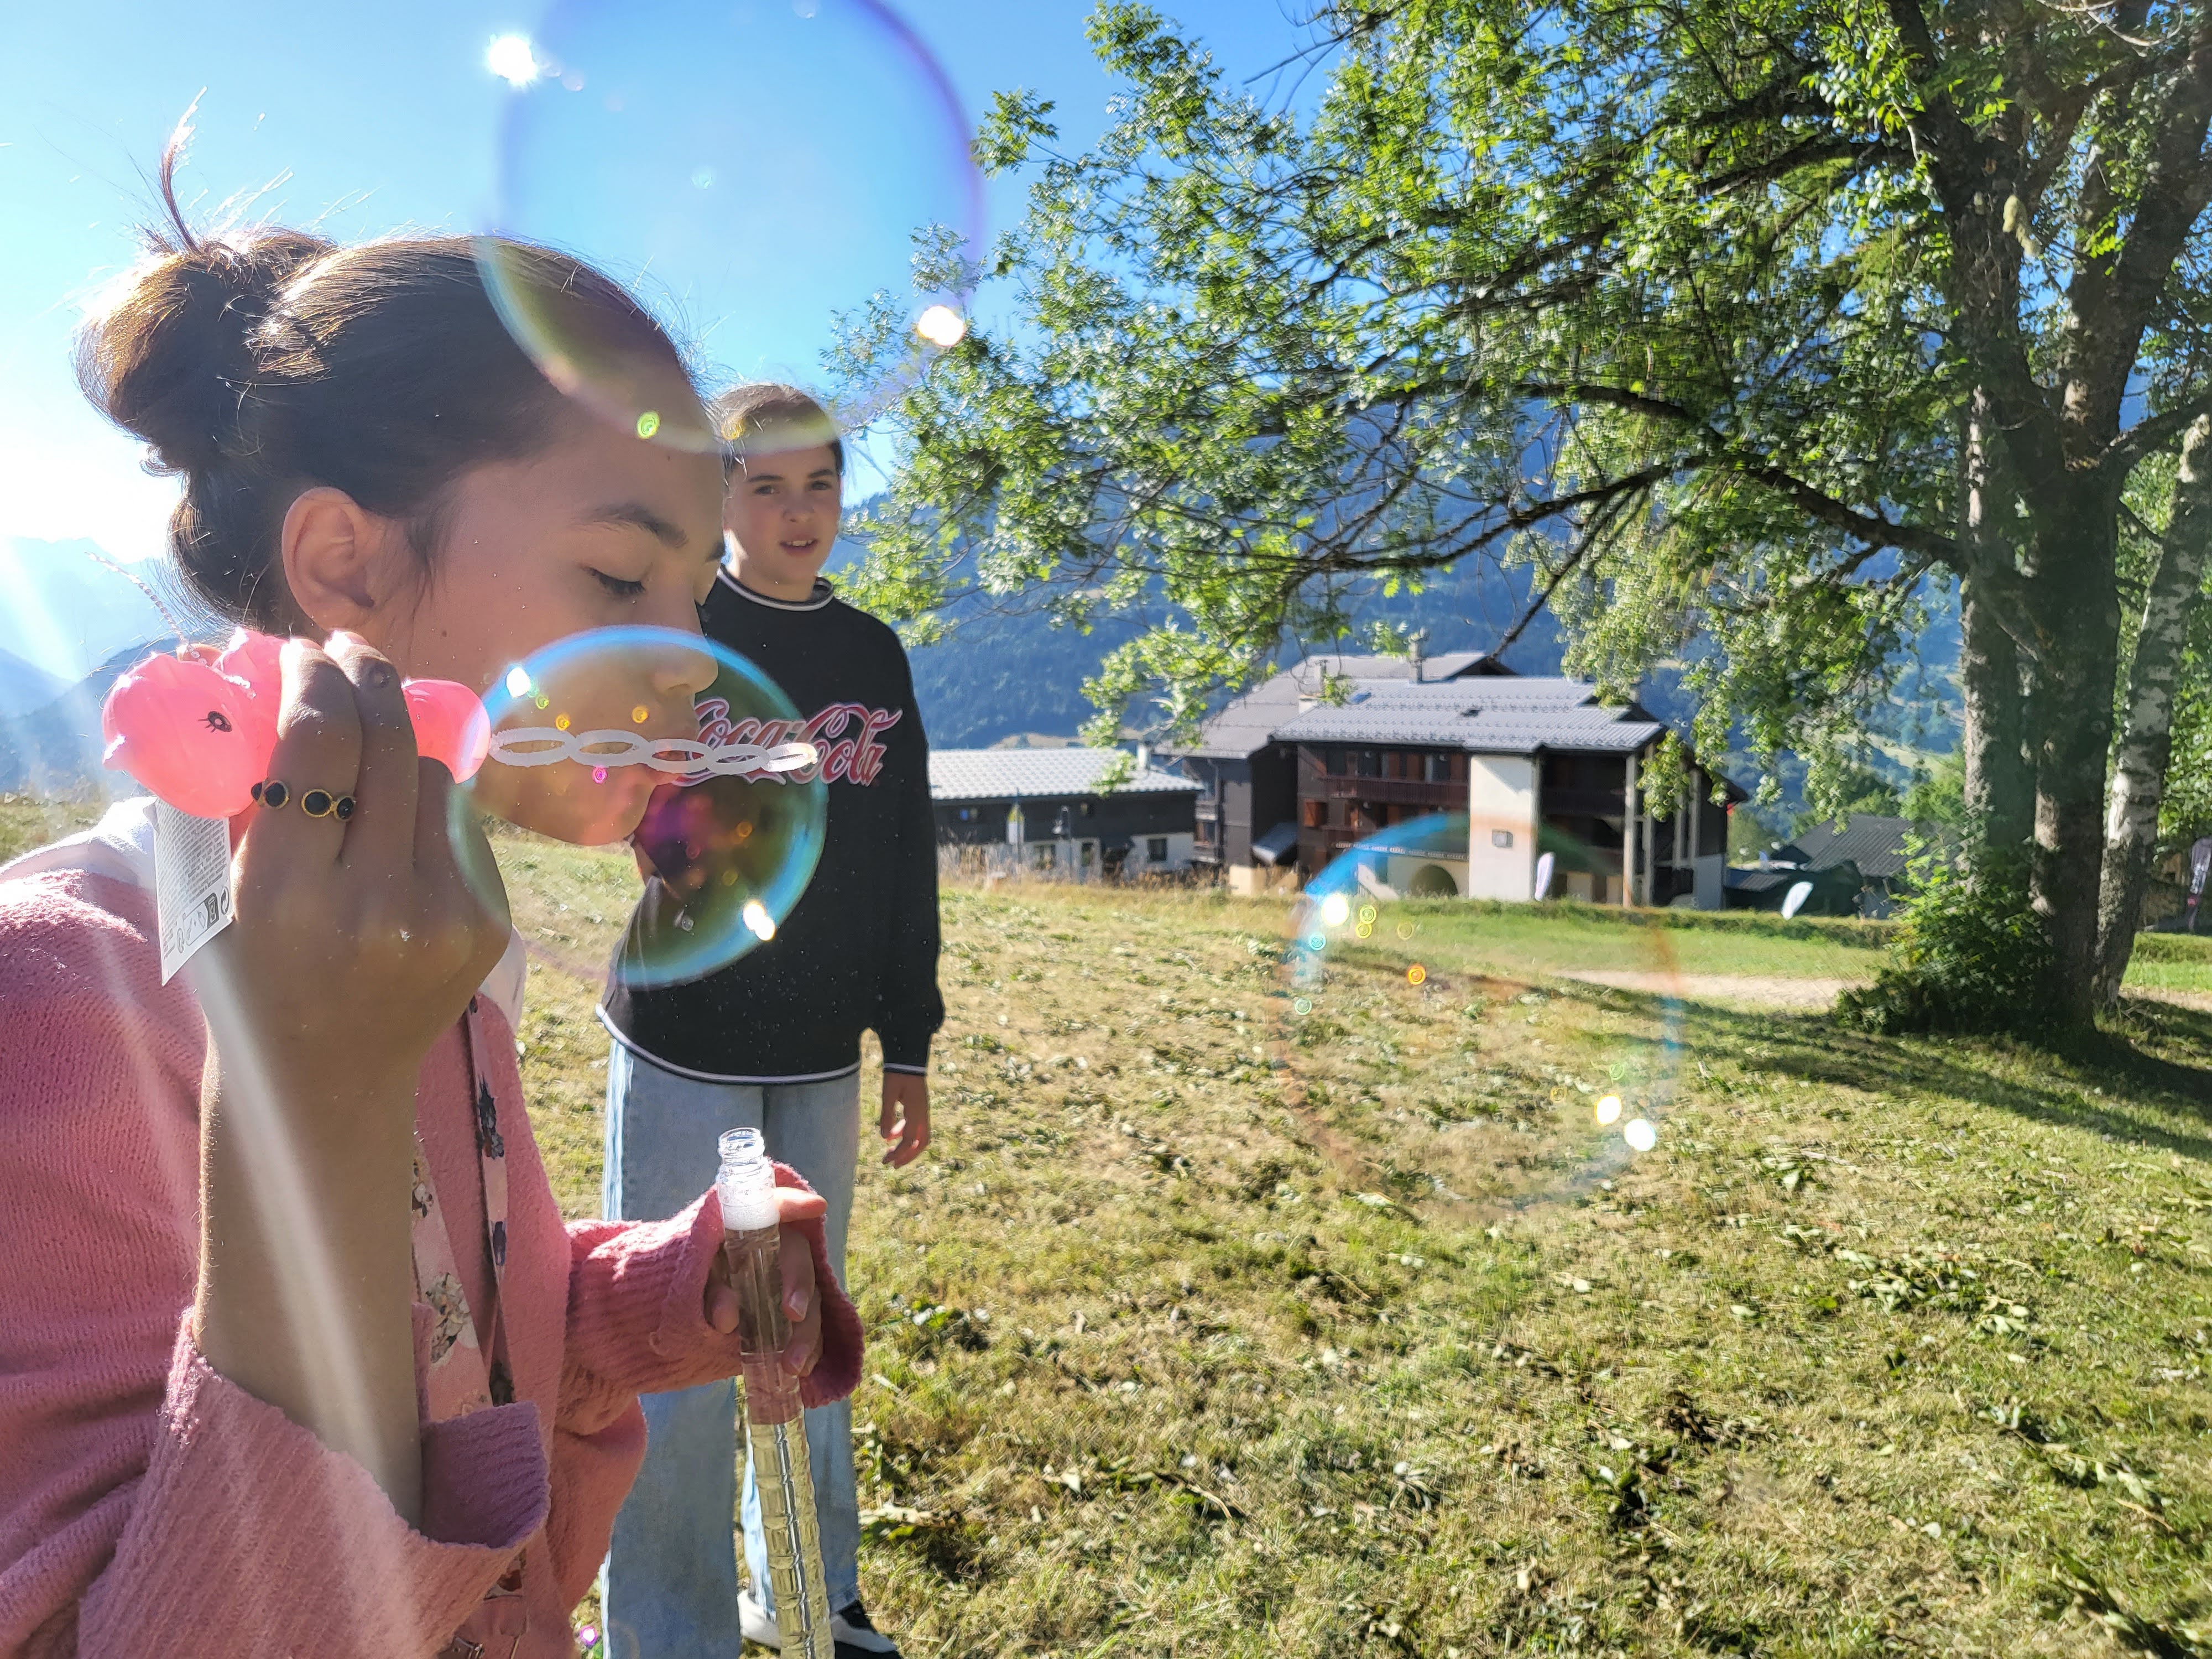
[
  {"xmin": 1128, "ymin": 832, "xmax": 1196, "ymax": 873},
  {"xmin": 1464, "ymin": 755, "xmax": 1539, "ymax": 901}
]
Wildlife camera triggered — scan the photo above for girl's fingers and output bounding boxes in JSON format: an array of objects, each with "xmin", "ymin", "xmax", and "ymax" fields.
[
  {"xmin": 779, "ymin": 1220, "xmax": 816, "ymax": 1327},
  {"xmin": 415, "ymin": 759, "xmax": 514, "ymax": 978},
  {"xmin": 326, "ymin": 633, "xmax": 420, "ymax": 870},
  {"xmin": 770, "ymin": 1187, "xmax": 827, "ymax": 1225},
  {"xmin": 239, "ymin": 640, "xmax": 364, "ymax": 881},
  {"xmin": 706, "ymin": 1280, "xmax": 740, "ymax": 1335}
]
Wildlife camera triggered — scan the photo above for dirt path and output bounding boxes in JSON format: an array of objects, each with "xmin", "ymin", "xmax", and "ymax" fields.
[
  {"xmin": 1558, "ymin": 968, "xmax": 2212, "ymax": 1016},
  {"xmin": 1555, "ymin": 969, "xmax": 1867, "ymax": 1008}
]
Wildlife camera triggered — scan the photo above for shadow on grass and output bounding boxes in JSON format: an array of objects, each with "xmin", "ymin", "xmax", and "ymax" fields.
[{"xmin": 1550, "ymin": 980, "xmax": 2212, "ymax": 1162}]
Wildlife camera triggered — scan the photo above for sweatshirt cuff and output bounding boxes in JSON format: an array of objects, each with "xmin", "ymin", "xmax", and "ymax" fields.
[
  {"xmin": 80, "ymin": 1319, "xmax": 546, "ymax": 1656},
  {"xmin": 565, "ymin": 1166, "xmax": 863, "ymax": 1408},
  {"xmin": 877, "ymin": 1027, "xmax": 935, "ymax": 1074}
]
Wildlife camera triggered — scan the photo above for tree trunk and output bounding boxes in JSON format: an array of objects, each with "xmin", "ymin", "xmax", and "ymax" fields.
[
  {"xmin": 1959, "ymin": 583, "xmax": 2033, "ymax": 847},
  {"xmin": 2028, "ymin": 494, "xmax": 2124, "ymax": 1026},
  {"xmin": 1957, "ymin": 396, "xmax": 2034, "ymax": 848},
  {"xmin": 2095, "ymin": 414, "xmax": 2212, "ymax": 1006}
]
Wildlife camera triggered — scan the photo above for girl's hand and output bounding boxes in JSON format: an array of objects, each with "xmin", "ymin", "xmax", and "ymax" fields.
[
  {"xmin": 216, "ymin": 634, "xmax": 511, "ymax": 1109},
  {"xmin": 704, "ymin": 1185, "xmax": 827, "ymax": 1378}
]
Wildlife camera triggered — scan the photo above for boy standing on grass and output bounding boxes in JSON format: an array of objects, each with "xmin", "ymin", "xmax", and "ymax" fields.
[{"xmin": 599, "ymin": 384, "xmax": 942, "ymax": 1659}]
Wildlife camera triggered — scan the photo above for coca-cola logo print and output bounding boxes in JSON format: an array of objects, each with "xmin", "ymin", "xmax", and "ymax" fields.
[{"xmin": 695, "ymin": 697, "xmax": 902, "ymax": 785}]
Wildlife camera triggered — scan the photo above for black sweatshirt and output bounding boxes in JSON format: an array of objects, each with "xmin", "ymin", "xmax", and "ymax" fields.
[{"xmin": 599, "ymin": 572, "xmax": 944, "ymax": 1082}]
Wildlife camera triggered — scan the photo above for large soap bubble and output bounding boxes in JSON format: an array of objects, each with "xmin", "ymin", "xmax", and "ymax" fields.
[
  {"xmin": 1281, "ymin": 813, "xmax": 1683, "ymax": 1215},
  {"xmin": 482, "ymin": 0, "xmax": 984, "ymax": 445},
  {"xmin": 457, "ymin": 624, "xmax": 826, "ymax": 989}
]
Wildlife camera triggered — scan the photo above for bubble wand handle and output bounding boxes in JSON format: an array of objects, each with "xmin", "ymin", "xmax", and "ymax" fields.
[{"xmin": 717, "ymin": 1129, "xmax": 833, "ymax": 1659}]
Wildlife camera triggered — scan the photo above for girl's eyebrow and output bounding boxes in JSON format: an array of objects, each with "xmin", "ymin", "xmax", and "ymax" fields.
[{"xmin": 580, "ymin": 502, "xmax": 689, "ymax": 547}]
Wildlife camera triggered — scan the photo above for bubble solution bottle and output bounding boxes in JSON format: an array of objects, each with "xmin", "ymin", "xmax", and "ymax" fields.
[{"xmin": 717, "ymin": 1128, "xmax": 833, "ymax": 1659}]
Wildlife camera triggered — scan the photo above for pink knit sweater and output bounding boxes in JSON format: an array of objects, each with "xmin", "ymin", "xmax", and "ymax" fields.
[{"xmin": 0, "ymin": 860, "xmax": 863, "ymax": 1658}]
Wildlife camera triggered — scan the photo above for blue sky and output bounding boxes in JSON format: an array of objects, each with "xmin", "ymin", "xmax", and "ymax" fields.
[{"xmin": 0, "ymin": 0, "xmax": 1308, "ymax": 577}]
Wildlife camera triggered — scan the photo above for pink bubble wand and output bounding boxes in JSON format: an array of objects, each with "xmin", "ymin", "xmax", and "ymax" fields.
[
  {"xmin": 101, "ymin": 631, "xmax": 820, "ymax": 818},
  {"xmin": 101, "ymin": 631, "xmax": 491, "ymax": 819}
]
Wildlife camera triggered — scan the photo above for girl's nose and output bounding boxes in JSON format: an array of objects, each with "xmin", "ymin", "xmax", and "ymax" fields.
[{"xmin": 653, "ymin": 636, "xmax": 719, "ymax": 700}]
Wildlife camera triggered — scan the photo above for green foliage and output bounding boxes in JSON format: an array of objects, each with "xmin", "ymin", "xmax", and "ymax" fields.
[
  {"xmin": 846, "ymin": 0, "xmax": 2203, "ymax": 796},
  {"xmin": 1726, "ymin": 801, "xmax": 1782, "ymax": 863},
  {"xmin": 1839, "ymin": 842, "xmax": 2052, "ymax": 1036},
  {"xmin": 1900, "ymin": 751, "xmax": 1966, "ymax": 830}
]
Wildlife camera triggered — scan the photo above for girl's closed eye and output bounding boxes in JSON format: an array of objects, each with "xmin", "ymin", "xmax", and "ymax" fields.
[{"xmin": 592, "ymin": 569, "xmax": 649, "ymax": 601}]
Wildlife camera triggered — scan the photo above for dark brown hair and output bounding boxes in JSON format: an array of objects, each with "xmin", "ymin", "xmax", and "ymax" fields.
[
  {"xmin": 713, "ymin": 382, "xmax": 844, "ymax": 478},
  {"xmin": 77, "ymin": 147, "xmax": 697, "ymax": 629}
]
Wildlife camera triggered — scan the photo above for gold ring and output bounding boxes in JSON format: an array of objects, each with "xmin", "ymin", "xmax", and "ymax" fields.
[{"xmin": 300, "ymin": 789, "xmax": 356, "ymax": 820}]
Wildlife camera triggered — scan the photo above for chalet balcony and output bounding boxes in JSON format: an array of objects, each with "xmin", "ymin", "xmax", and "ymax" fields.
[
  {"xmin": 1317, "ymin": 776, "xmax": 1465, "ymax": 808},
  {"xmin": 1542, "ymin": 786, "xmax": 1638, "ymax": 818}
]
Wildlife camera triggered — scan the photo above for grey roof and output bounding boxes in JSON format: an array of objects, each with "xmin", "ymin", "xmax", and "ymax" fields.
[
  {"xmin": 929, "ymin": 748, "xmax": 1201, "ymax": 801},
  {"xmin": 1252, "ymin": 821, "xmax": 1300, "ymax": 864},
  {"xmin": 1165, "ymin": 652, "xmax": 1498, "ymax": 760},
  {"xmin": 1270, "ymin": 679, "xmax": 1663, "ymax": 754},
  {"xmin": 1777, "ymin": 813, "xmax": 1916, "ymax": 879}
]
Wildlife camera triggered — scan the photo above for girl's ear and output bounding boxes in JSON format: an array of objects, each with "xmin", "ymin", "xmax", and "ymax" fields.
[{"xmin": 280, "ymin": 487, "xmax": 412, "ymax": 635}]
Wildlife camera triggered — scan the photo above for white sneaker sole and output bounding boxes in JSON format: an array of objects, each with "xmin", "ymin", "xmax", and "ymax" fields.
[{"xmin": 738, "ymin": 1588, "xmax": 781, "ymax": 1650}]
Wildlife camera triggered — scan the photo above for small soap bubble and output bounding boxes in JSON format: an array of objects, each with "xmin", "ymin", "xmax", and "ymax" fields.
[
  {"xmin": 1624, "ymin": 1119, "xmax": 1659, "ymax": 1153},
  {"xmin": 454, "ymin": 624, "xmax": 825, "ymax": 989}
]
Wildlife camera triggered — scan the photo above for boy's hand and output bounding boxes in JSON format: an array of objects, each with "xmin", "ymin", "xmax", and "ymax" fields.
[{"xmin": 881, "ymin": 1072, "xmax": 931, "ymax": 1167}]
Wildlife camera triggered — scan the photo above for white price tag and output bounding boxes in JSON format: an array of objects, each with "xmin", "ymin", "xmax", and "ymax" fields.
[{"xmin": 154, "ymin": 800, "xmax": 234, "ymax": 984}]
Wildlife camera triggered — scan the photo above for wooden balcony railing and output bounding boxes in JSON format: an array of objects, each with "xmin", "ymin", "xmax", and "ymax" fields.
[{"xmin": 1316, "ymin": 776, "xmax": 1465, "ymax": 808}]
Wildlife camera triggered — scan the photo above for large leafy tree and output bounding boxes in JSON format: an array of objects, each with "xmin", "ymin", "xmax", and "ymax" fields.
[{"xmin": 840, "ymin": 0, "xmax": 2212, "ymax": 1023}]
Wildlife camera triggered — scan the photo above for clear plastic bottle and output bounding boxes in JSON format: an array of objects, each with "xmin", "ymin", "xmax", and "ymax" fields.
[{"xmin": 717, "ymin": 1128, "xmax": 833, "ymax": 1659}]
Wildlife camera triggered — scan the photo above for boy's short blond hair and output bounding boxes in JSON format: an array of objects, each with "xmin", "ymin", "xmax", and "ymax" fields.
[{"xmin": 712, "ymin": 383, "xmax": 844, "ymax": 478}]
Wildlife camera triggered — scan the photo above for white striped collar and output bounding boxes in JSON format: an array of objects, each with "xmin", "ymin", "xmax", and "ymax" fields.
[{"xmin": 718, "ymin": 566, "xmax": 834, "ymax": 611}]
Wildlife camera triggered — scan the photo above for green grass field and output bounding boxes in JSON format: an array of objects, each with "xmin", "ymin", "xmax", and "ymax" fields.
[
  {"xmin": 7, "ymin": 796, "xmax": 2211, "ymax": 1654},
  {"xmin": 494, "ymin": 847, "xmax": 2212, "ymax": 1658}
]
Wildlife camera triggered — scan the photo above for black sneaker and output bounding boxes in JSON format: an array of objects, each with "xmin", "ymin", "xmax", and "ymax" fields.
[
  {"xmin": 736, "ymin": 1589, "xmax": 903, "ymax": 1657},
  {"xmin": 830, "ymin": 1600, "xmax": 902, "ymax": 1657}
]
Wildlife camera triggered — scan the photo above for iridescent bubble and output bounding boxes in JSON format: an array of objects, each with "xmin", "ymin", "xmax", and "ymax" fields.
[
  {"xmin": 453, "ymin": 624, "xmax": 825, "ymax": 989},
  {"xmin": 483, "ymin": 0, "xmax": 984, "ymax": 445},
  {"xmin": 1279, "ymin": 810, "xmax": 1683, "ymax": 1215}
]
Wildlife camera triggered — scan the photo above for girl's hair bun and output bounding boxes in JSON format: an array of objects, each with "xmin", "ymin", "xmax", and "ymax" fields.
[
  {"xmin": 77, "ymin": 216, "xmax": 332, "ymax": 476},
  {"xmin": 70, "ymin": 126, "xmax": 694, "ymax": 631}
]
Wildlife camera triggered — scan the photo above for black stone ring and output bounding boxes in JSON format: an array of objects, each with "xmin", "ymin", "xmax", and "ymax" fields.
[{"xmin": 251, "ymin": 780, "xmax": 355, "ymax": 821}]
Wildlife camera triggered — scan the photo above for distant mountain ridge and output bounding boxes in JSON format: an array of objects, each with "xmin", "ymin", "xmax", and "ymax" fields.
[
  {"xmin": 0, "ymin": 646, "xmax": 69, "ymax": 721},
  {"xmin": 0, "ymin": 637, "xmax": 178, "ymax": 798}
]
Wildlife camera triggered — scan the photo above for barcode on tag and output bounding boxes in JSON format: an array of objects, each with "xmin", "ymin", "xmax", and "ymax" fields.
[{"xmin": 154, "ymin": 800, "xmax": 234, "ymax": 983}]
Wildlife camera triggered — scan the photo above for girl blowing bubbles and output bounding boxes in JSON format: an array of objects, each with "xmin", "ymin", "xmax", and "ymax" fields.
[{"xmin": 0, "ymin": 149, "xmax": 861, "ymax": 1659}]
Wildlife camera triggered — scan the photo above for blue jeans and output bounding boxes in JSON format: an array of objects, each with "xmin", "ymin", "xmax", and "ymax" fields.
[{"xmin": 599, "ymin": 1041, "xmax": 863, "ymax": 1659}]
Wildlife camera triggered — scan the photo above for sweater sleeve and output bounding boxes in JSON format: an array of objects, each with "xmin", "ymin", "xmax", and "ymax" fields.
[
  {"xmin": 559, "ymin": 1165, "xmax": 863, "ymax": 1406},
  {"xmin": 0, "ymin": 875, "xmax": 545, "ymax": 1659},
  {"xmin": 874, "ymin": 647, "xmax": 945, "ymax": 1073},
  {"xmin": 74, "ymin": 1326, "xmax": 546, "ymax": 1658}
]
